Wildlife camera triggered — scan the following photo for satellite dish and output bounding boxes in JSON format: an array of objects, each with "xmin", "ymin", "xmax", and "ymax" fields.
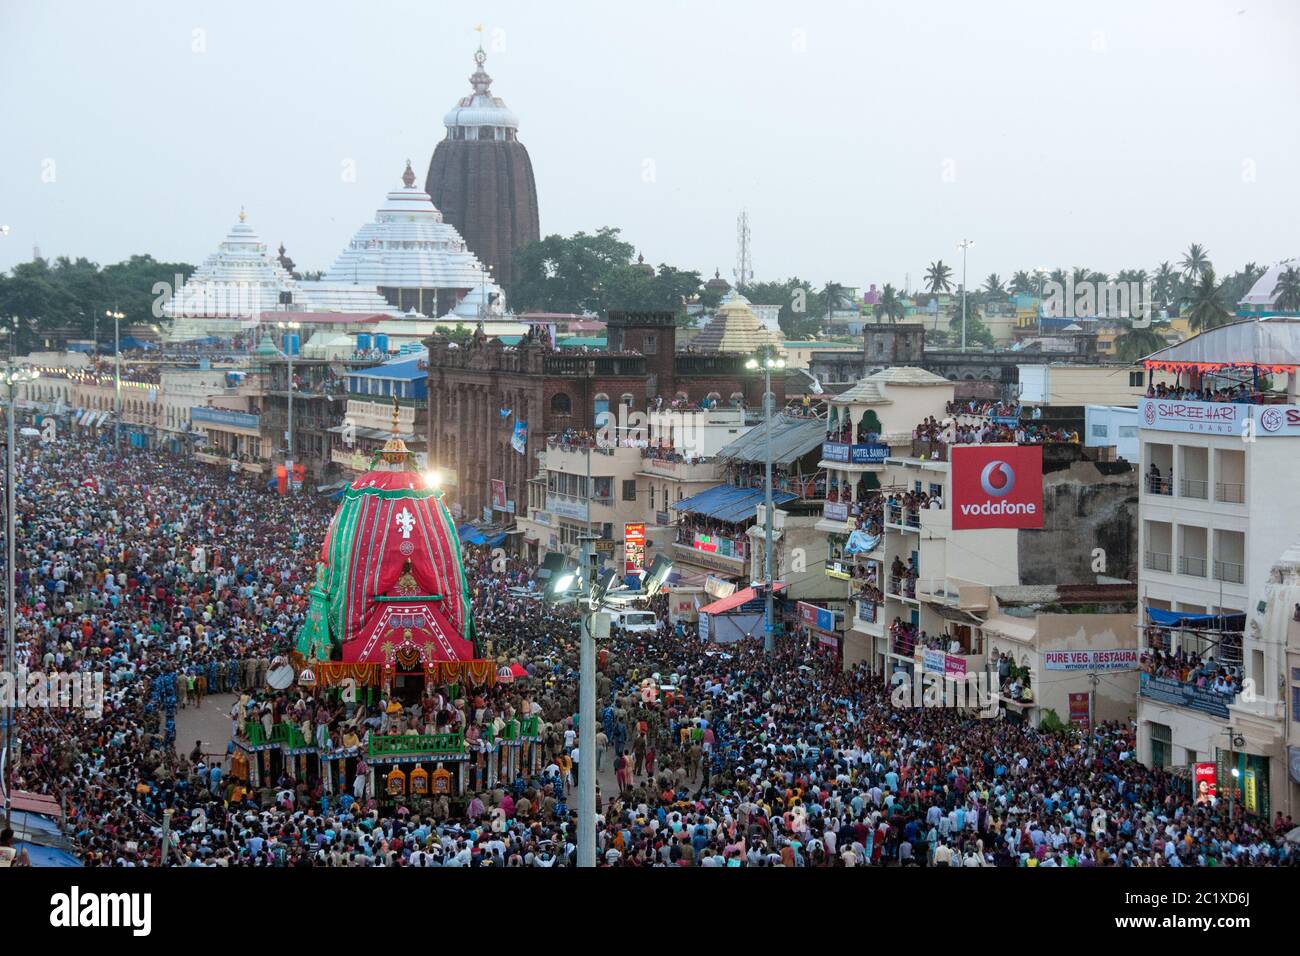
[{"xmin": 266, "ymin": 662, "xmax": 295, "ymax": 690}]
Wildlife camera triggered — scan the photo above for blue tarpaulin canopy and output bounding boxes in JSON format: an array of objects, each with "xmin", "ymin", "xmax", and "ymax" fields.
[
  {"xmin": 671, "ymin": 484, "xmax": 797, "ymax": 524},
  {"xmin": 1146, "ymin": 607, "xmax": 1246, "ymax": 631},
  {"xmin": 457, "ymin": 523, "xmax": 487, "ymax": 546},
  {"xmin": 485, "ymin": 532, "xmax": 507, "ymax": 548}
]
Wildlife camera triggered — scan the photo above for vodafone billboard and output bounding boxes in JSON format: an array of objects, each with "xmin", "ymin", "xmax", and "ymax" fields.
[{"xmin": 951, "ymin": 445, "xmax": 1044, "ymax": 530}]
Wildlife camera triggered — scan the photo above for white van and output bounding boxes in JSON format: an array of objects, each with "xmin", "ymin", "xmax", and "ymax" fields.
[{"xmin": 609, "ymin": 610, "xmax": 658, "ymax": 635}]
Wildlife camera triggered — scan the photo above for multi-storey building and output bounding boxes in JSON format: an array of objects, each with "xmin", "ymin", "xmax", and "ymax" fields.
[
  {"xmin": 425, "ymin": 311, "xmax": 780, "ymax": 522},
  {"xmin": 1134, "ymin": 318, "xmax": 1300, "ymax": 819}
]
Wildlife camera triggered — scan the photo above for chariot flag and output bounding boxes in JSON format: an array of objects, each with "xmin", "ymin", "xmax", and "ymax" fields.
[{"xmin": 511, "ymin": 420, "xmax": 528, "ymax": 454}]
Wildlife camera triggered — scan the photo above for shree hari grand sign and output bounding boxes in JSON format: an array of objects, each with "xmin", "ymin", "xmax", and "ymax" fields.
[
  {"xmin": 950, "ymin": 445, "xmax": 1043, "ymax": 530},
  {"xmin": 1139, "ymin": 399, "xmax": 1300, "ymax": 437}
]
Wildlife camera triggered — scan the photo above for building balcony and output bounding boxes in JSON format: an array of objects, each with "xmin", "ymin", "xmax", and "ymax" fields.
[
  {"xmin": 1144, "ymin": 550, "xmax": 1172, "ymax": 573},
  {"xmin": 1212, "ymin": 560, "xmax": 1244, "ymax": 585},
  {"xmin": 887, "ymin": 575, "xmax": 918, "ymax": 602},
  {"xmin": 1215, "ymin": 482, "xmax": 1245, "ymax": 504},
  {"xmin": 1146, "ymin": 475, "xmax": 1173, "ymax": 496},
  {"xmin": 637, "ymin": 455, "xmax": 720, "ymax": 481},
  {"xmin": 886, "ymin": 505, "xmax": 921, "ymax": 531},
  {"xmin": 1177, "ymin": 555, "xmax": 1208, "ymax": 578},
  {"xmin": 1179, "ymin": 477, "xmax": 1209, "ymax": 500}
]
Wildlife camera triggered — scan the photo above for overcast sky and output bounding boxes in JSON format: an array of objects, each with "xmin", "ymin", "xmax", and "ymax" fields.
[{"xmin": 2, "ymin": 0, "xmax": 1297, "ymax": 291}]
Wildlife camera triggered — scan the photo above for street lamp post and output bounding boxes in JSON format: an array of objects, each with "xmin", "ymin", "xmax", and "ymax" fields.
[
  {"xmin": 1, "ymin": 327, "xmax": 36, "ymax": 817},
  {"xmin": 958, "ymin": 240, "xmax": 975, "ymax": 352},
  {"xmin": 106, "ymin": 309, "xmax": 124, "ymax": 451},
  {"xmin": 277, "ymin": 321, "xmax": 301, "ymax": 492},
  {"xmin": 747, "ymin": 354, "xmax": 786, "ymax": 653}
]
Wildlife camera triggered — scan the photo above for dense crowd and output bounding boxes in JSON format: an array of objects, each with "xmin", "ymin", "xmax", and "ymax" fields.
[
  {"xmin": 1146, "ymin": 382, "xmax": 1263, "ymax": 404},
  {"xmin": 4, "ymin": 433, "xmax": 1296, "ymax": 867}
]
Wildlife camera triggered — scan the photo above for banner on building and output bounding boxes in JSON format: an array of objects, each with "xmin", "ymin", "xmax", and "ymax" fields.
[
  {"xmin": 490, "ymin": 479, "xmax": 507, "ymax": 512},
  {"xmin": 1043, "ymin": 648, "xmax": 1138, "ymax": 671},
  {"xmin": 624, "ymin": 522, "xmax": 646, "ymax": 575},
  {"xmin": 1068, "ymin": 692, "xmax": 1091, "ymax": 728},
  {"xmin": 1193, "ymin": 762, "xmax": 1218, "ymax": 806},
  {"xmin": 797, "ymin": 601, "xmax": 837, "ymax": 634},
  {"xmin": 951, "ymin": 445, "xmax": 1043, "ymax": 530},
  {"xmin": 511, "ymin": 420, "xmax": 528, "ymax": 454}
]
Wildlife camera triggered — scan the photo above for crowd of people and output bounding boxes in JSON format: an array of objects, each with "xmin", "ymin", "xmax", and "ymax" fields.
[
  {"xmin": 913, "ymin": 415, "xmax": 1081, "ymax": 450},
  {"xmin": 1145, "ymin": 382, "xmax": 1263, "ymax": 404},
  {"xmin": 3, "ymin": 432, "xmax": 1296, "ymax": 867},
  {"xmin": 1139, "ymin": 648, "xmax": 1243, "ymax": 698},
  {"xmin": 946, "ymin": 399, "xmax": 1020, "ymax": 418}
]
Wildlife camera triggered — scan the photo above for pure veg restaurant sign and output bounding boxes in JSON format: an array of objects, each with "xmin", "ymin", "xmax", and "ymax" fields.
[
  {"xmin": 1043, "ymin": 649, "xmax": 1138, "ymax": 671},
  {"xmin": 950, "ymin": 445, "xmax": 1043, "ymax": 530}
]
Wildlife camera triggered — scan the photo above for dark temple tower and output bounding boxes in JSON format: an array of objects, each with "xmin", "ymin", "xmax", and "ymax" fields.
[{"xmin": 425, "ymin": 46, "xmax": 541, "ymax": 292}]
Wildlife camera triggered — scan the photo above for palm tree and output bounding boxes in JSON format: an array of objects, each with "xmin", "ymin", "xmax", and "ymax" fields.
[
  {"xmin": 1071, "ymin": 267, "xmax": 1091, "ymax": 288},
  {"xmin": 1010, "ymin": 270, "xmax": 1035, "ymax": 295},
  {"xmin": 1180, "ymin": 243, "xmax": 1211, "ymax": 281},
  {"xmin": 874, "ymin": 283, "xmax": 905, "ymax": 324},
  {"xmin": 1273, "ymin": 266, "xmax": 1300, "ymax": 313},
  {"xmin": 924, "ymin": 261, "xmax": 953, "ymax": 294},
  {"xmin": 1152, "ymin": 261, "xmax": 1178, "ymax": 308},
  {"xmin": 1113, "ymin": 318, "xmax": 1168, "ymax": 363},
  {"xmin": 983, "ymin": 273, "xmax": 1006, "ymax": 298},
  {"xmin": 1186, "ymin": 267, "xmax": 1230, "ymax": 332}
]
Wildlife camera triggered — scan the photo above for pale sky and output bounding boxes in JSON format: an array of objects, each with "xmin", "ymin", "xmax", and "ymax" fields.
[{"xmin": 2, "ymin": 0, "xmax": 1297, "ymax": 291}]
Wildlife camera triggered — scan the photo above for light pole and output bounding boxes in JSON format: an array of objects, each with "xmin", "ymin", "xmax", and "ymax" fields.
[
  {"xmin": 106, "ymin": 309, "xmax": 124, "ymax": 450},
  {"xmin": 958, "ymin": 240, "xmax": 975, "ymax": 352},
  {"xmin": 747, "ymin": 354, "xmax": 786, "ymax": 653},
  {"xmin": 543, "ymin": 553, "xmax": 673, "ymax": 866},
  {"xmin": 1, "ymin": 324, "xmax": 36, "ymax": 817},
  {"xmin": 277, "ymin": 321, "xmax": 301, "ymax": 491}
]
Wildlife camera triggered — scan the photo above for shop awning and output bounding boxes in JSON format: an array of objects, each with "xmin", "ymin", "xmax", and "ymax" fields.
[
  {"xmin": 700, "ymin": 582, "xmax": 786, "ymax": 615},
  {"xmin": 672, "ymin": 484, "xmax": 797, "ymax": 523}
]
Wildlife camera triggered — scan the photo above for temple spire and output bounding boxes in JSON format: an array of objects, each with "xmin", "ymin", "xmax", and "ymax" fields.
[{"xmin": 401, "ymin": 159, "xmax": 416, "ymax": 188}]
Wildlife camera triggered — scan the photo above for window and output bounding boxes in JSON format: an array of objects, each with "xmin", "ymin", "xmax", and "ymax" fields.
[
  {"xmin": 622, "ymin": 479, "xmax": 637, "ymax": 502},
  {"xmin": 1149, "ymin": 721, "xmax": 1172, "ymax": 769},
  {"xmin": 1118, "ymin": 426, "xmax": 1138, "ymax": 439},
  {"xmin": 550, "ymin": 392, "xmax": 572, "ymax": 415},
  {"xmin": 1129, "ymin": 371, "xmax": 1144, "ymax": 387},
  {"xmin": 593, "ymin": 476, "xmax": 612, "ymax": 501},
  {"xmin": 644, "ymin": 334, "xmax": 657, "ymax": 355},
  {"xmin": 1091, "ymin": 423, "xmax": 1109, "ymax": 439}
]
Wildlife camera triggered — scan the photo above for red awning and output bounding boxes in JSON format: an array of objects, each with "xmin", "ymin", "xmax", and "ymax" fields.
[{"xmin": 700, "ymin": 582, "xmax": 787, "ymax": 615}]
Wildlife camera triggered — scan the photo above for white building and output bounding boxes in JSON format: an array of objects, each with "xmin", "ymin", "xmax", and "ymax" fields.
[{"xmin": 1135, "ymin": 318, "xmax": 1300, "ymax": 820}]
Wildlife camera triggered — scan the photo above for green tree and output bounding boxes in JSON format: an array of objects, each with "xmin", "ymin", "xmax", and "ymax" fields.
[
  {"xmin": 1185, "ymin": 267, "xmax": 1230, "ymax": 333},
  {"xmin": 1152, "ymin": 261, "xmax": 1179, "ymax": 309},
  {"xmin": 1113, "ymin": 318, "xmax": 1167, "ymax": 363},
  {"xmin": 924, "ymin": 260, "xmax": 953, "ymax": 294},
  {"xmin": 1180, "ymin": 242, "xmax": 1211, "ymax": 281},
  {"xmin": 1010, "ymin": 270, "xmax": 1035, "ymax": 295},
  {"xmin": 739, "ymin": 277, "xmax": 822, "ymax": 338},
  {"xmin": 1273, "ymin": 266, "xmax": 1300, "ymax": 313},
  {"xmin": 982, "ymin": 273, "xmax": 1005, "ymax": 299},
  {"xmin": 873, "ymin": 283, "xmax": 905, "ymax": 324},
  {"xmin": 508, "ymin": 227, "xmax": 635, "ymax": 313}
]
